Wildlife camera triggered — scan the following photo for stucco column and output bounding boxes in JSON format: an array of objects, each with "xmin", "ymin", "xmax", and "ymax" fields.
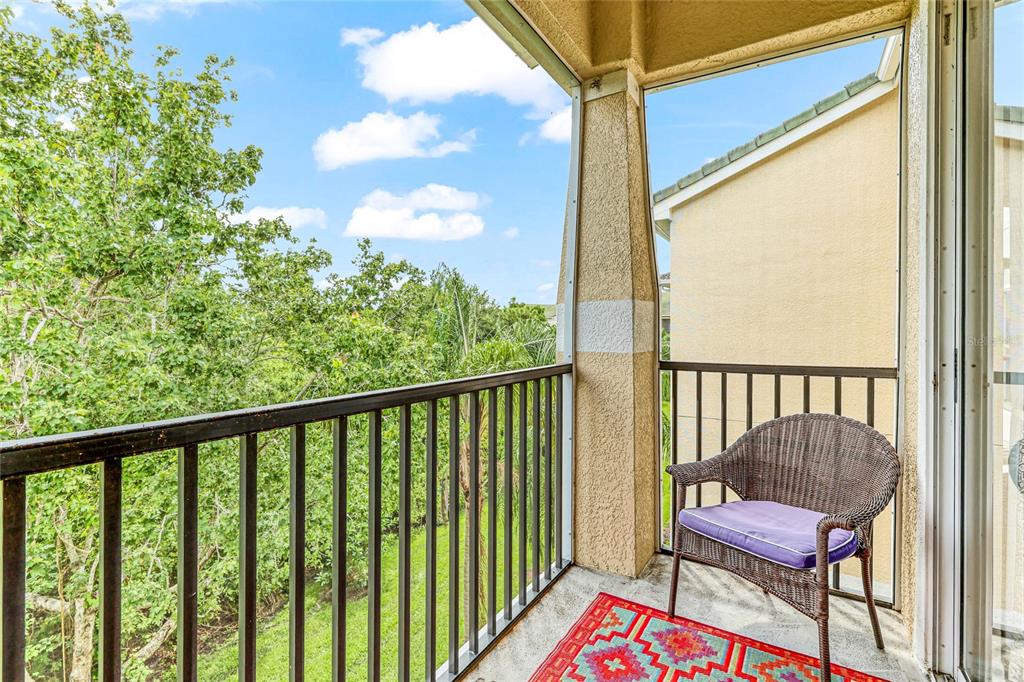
[{"xmin": 569, "ymin": 68, "xmax": 660, "ymax": 577}]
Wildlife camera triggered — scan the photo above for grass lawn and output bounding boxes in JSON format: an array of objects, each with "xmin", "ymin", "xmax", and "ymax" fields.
[{"xmin": 198, "ymin": 507, "xmax": 541, "ymax": 681}]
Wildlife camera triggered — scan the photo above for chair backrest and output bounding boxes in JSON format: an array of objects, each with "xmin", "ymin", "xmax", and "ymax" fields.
[{"xmin": 721, "ymin": 413, "xmax": 900, "ymax": 517}]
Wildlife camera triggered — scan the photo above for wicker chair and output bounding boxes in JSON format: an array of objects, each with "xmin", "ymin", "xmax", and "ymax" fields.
[{"xmin": 666, "ymin": 413, "xmax": 900, "ymax": 679}]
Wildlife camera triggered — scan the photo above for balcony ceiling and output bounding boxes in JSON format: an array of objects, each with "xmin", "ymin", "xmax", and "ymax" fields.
[{"xmin": 511, "ymin": 0, "xmax": 910, "ymax": 85}]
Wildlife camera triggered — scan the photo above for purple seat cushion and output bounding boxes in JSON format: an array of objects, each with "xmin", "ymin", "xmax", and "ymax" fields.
[{"xmin": 678, "ymin": 500, "xmax": 857, "ymax": 569}]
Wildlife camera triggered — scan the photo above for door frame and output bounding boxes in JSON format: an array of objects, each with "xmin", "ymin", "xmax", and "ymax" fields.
[{"xmin": 931, "ymin": 1, "xmax": 998, "ymax": 679}]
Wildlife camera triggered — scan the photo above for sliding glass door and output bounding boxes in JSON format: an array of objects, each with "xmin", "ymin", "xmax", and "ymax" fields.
[{"xmin": 961, "ymin": 1, "xmax": 1023, "ymax": 679}]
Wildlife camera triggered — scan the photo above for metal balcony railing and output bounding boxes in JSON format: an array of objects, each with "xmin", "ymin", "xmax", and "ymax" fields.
[
  {"xmin": 658, "ymin": 360, "xmax": 900, "ymax": 608},
  {"xmin": 0, "ymin": 363, "xmax": 572, "ymax": 682}
]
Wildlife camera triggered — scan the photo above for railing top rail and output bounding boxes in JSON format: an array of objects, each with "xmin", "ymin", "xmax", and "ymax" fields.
[
  {"xmin": 1, "ymin": 363, "xmax": 572, "ymax": 479},
  {"xmin": 658, "ymin": 360, "xmax": 898, "ymax": 380}
]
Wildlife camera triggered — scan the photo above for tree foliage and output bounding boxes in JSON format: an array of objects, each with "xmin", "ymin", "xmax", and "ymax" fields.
[{"xmin": 0, "ymin": 4, "xmax": 556, "ymax": 679}]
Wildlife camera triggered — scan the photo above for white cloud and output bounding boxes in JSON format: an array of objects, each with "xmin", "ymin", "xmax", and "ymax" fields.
[
  {"xmin": 341, "ymin": 27, "xmax": 384, "ymax": 47},
  {"xmin": 539, "ymin": 105, "xmax": 572, "ymax": 143},
  {"xmin": 363, "ymin": 184, "xmax": 483, "ymax": 212},
  {"xmin": 502, "ymin": 227, "xmax": 520, "ymax": 240},
  {"xmin": 231, "ymin": 206, "xmax": 328, "ymax": 230},
  {"xmin": 537, "ymin": 283, "xmax": 555, "ymax": 293},
  {"xmin": 345, "ymin": 184, "xmax": 484, "ymax": 241},
  {"xmin": 352, "ymin": 18, "xmax": 567, "ymax": 118},
  {"xmin": 116, "ymin": 0, "xmax": 224, "ymax": 21},
  {"xmin": 346, "ymin": 209, "xmax": 483, "ymax": 241},
  {"xmin": 313, "ymin": 111, "xmax": 472, "ymax": 170},
  {"xmin": 531, "ymin": 258, "xmax": 555, "ymax": 268}
]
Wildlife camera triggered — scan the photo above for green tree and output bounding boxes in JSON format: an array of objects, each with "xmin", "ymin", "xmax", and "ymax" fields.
[{"xmin": 0, "ymin": 4, "xmax": 557, "ymax": 679}]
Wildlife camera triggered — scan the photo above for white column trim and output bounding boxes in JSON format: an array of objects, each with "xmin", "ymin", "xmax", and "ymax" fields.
[
  {"xmin": 583, "ymin": 69, "xmax": 640, "ymax": 106},
  {"xmin": 576, "ymin": 300, "xmax": 656, "ymax": 354}
]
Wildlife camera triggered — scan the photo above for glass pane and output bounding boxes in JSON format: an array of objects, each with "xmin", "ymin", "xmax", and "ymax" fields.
[
  {"xmin": 989, "ymin": 1, "xmax": 1024, "ymax": 678},
  {"xmin": 645, "ymin": 35, "xmax": 901, "ymax": 603}
]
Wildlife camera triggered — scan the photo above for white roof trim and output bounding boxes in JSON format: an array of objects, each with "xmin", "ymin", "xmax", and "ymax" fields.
[
  {"xmin": 652, "ymin": 77, "xmax": 899, "ymax": 222},
  {"xmin": 996, "ymin": 119, "xmax": 1024, "ymax": 142},
  {"xmin": 876, "ymin": 35, "xmax": 902, "ymax": 82}
]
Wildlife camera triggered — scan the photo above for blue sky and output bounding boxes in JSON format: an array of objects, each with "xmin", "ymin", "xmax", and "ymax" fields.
[
  {"xmin": 645, "ymin": 37, "xmax": 888, "ymax": 192},
  {"xmin": 8, "ymin": 1, "xmax": 1022, "ymax": 300}
]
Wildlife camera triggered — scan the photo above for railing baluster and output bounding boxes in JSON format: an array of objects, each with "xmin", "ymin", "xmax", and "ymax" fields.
[
  {"xmin": 670, "ymin": 370, "xmax": 678, "ymax": 534},
  {"xmin": 803, "ymin": 375, "xmax": 811, "ymax": 413},
  {"xmin": 368, "ymin": 411, "xmax": 382, "ymax": 682},
  {"xmin": 1, "ymin": 476, "xmax": 26, "ymax": 682},
  {"xmin": 99, "ymin": 457, "xmax": 122, "ymax": 682},
  {"xmin": 239, "ymin": 433, "xmax": 257, "ymax": 682},
  {"xmin": 774, "ymin": 374, "xmax": 781, "ymax": 418},
  {"xmin": 503, "ymin": 385, "xmax": 513, "ymax": 619},
  {"xmin": 487, "ymin": 388, "xmax": 498, "ymax": 636},
  {"xmin": 720, "ymin": 373, "xmax": 727, "ymax": 503},
  {"xmin": 448, "ymin": 396, "xmax": 460, "ymax": 674},
  {"xmin": 555, "ymin": 375, "xmax": 564, "ymax": 569},
  {"xmin": 695, "ymin": 370, "xmax": 703, "ymax": 508},
  {"xmin": 868, "ymin": 376, "xmax": 876, "ymax": 602},
  {"xmin": 290, "ymin": 425, "xmax": 306, "ymax": 682},
  {"xmin": 866, "ymin": 377, "xmax": 875, "ymax": 427},
  {"xmin": 332, "ymin": 417, "xmax": 347, "ymax": 682},
  {"xmin": 178, "ymin": 445, "xmax": 199, "ymax": 682},
  {"xmin": 832, "ymin": 377, "xmax": 843, "ymax": 591},
  {"xmin": 531, "ymin": 379, "xmax": 541, "ymax": 593},
  {"xmin": 468, "ymin": 392, "xmax": 480, "ymax": 653},
  {"xmin": 746, "ymin": 373, "xmax": 753, "ymax": 431},
  {"xmin": 398, "ymin": 406, "xmax": 411, "ymax": 681},
  {"xmin": 425, "ymin": 401, "xmax": 437, "ymax": 682},
  {"xmin": 518, "ymin": 383, "xmax": 527, "ymax": 606},
  {"xmin": 544, "ymin": 377, "xmax": 553, "ymax": 580}
]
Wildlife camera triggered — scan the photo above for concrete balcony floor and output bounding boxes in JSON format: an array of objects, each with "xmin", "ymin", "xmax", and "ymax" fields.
[{"xmin": 467, "ymin": 554, "xmax": 926, "ymax": 682}]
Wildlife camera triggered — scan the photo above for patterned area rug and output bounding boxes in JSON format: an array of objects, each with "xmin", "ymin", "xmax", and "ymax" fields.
[{"xmin": 529, "ymin": 593, "xmax": 886, "ymax": 682}]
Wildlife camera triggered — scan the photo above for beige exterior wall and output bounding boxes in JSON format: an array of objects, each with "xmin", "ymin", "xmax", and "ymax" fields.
[
  {"xmin": 900, "ymin": 0, "xmax": 928, "ymax": 654},
  {"xmin": 668, "ymin": 89, "xmax": 900, "ymax": 369}
]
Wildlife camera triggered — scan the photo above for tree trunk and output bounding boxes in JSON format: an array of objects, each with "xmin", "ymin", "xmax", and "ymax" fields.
[
  {"xmin": 69, "ymin": 599, "xmax": 94, "ymax": 682},
  {"xmin": 458, "ymin": 396, "xmax": 488, "ymax": 634}
]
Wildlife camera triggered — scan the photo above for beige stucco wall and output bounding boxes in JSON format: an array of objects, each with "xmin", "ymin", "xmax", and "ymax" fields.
[
  {"xmin": 900, "ymin": 0, "xmax": 928, "ymax": 657},
  {"xmin": 668, "ymin": 90, "xmax": 900, "ymax": 368}
]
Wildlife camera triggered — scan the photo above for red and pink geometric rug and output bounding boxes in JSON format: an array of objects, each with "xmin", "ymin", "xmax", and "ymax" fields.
[{"xmin": 529, "ymin": 593, "xmax": 887, "ymax": 682}]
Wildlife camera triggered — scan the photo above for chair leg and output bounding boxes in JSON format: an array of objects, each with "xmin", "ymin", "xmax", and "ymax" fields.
[
  {"xmin": 860, "ymin": 552, "xmax": 885, "ymax": 650},
  {"xmin": 668, "ymin": 549, "xmax": 681, "ymax": 617},
  {"xmin": 818, "ymin": 580, "xmax": 831, "ymax": 682},
  {"xmin": 818, "ymin": 615, "xmax": 832, "ymax": 682}
]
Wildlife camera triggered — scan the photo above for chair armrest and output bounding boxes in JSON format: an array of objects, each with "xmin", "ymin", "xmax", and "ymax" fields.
[
  {"xmin": 665, "ymin": 456, "xmax": 722, "ymax": 487},
  {"xmin": 813, "ymin": 502, "xmax": 886, "ymax": 578},
  {"xmin": 817, "ymin": 497, "xmax": 890, "ymax": 535}
]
